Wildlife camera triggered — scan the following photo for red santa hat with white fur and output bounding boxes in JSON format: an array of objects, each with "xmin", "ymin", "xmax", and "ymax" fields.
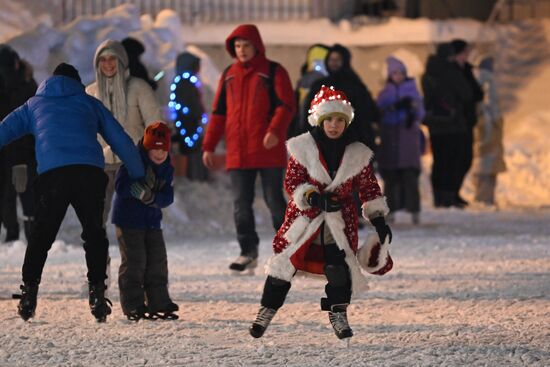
[
  {"xmin": 308, "ymin": 85, "xmax": 355, "ymax": 126},
  {"xmin": 357, "ymin": 233, "xmax": 393, "ymax": 275}
]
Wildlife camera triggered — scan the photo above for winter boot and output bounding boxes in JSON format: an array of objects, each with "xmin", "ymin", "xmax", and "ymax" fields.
[
  {"xmin": 125, "ymin": 304, "xmax": 149, "ymax": 322},
  {"xmin": 4, "ymin": 225, "xmax": 19, "ymax": 242},
  {"xmin": 88, "ymin": 283, "xmax": 112, "ymax": 323},
  {"xmin": 328, "ymin": 304, "xmax": 353, "ymax": 340},
  {"xmin": 17, "ymin": 282, "xmax": 39, "ymax": 321},
  {"xmin": 229, "ymin": 256, "xmax": 258, "ymax": 272},
  {"xmin": 149, "ymin": 302, "xmax": 179, "ymax": 320},
  {"xmin": 249, "ymin": 306, "xmax": 277, "ymax": 338}
]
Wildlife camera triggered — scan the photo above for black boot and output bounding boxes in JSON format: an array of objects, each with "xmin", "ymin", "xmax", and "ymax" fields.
[
  {"xmin": 328, "ymin": 304, "xmax": 353, "ymax": 340},
  {"xmin": 17, "ymin": 282, "xmax": 39, "ymax": 321},
  {"xmin": 88, "ymin": 283, "xmax": 112, "ymax": 323},
  {"xmin": 250, "ymin": 306, "xmax": 277, "ymax": 338}
]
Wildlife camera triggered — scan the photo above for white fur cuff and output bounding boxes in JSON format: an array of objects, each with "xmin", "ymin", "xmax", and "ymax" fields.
[
  {"xmin": 292, "ymin": 183, "xmax": 317, "ymax": 211},
  {"xmin": 362, "ymin": 196, "xmax": 389, "ymax": 220}
]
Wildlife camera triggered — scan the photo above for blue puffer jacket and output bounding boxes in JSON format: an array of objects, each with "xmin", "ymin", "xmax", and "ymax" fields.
[
  {"xmin": 0, "ymin": 75, "xmax": 144, "ymax": 179},
  {"xmin": 112, "ymin": 146, "xmax": 174, "ymax": 230}
]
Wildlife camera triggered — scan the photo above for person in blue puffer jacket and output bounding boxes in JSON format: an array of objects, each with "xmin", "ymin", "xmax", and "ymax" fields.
[
  {"xmin": 112, "ymin": 121, "xmax": 178, "ymax": 321},
  {"xmin": 0, "ymin": 63, "xmax": 145, "ymax": 323},
  {"xmin": 376, "ymin": 56, "xmax": 425, "ymax": 224}
]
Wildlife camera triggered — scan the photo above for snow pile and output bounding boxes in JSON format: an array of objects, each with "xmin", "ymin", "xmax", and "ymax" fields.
[
  {"xmin": 0, "ymin": 0, "xmax": 52, "ymax": 43},
  {"xmin": 3, "ymin": 4, "xmax": 220, "ymax": 93}
]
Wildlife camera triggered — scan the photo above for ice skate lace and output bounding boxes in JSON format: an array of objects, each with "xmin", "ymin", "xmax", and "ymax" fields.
[
  {"xmin": 329, "ymin": 311, "xmax": 349, "ymax": 332},
  {"xmin": 254, "ymin": 307, "xmax": 277, "ymax": 328}
]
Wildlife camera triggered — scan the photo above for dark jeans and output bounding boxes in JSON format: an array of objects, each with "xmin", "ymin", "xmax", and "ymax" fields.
[
  {"xmin": 380, "ymin": 168, "xmax": 420, "ymax": 213},
  {"xmin": 430, "ymin": 133, "xmax": 465, "ymax": 192},
  {"xmin": 261, "ymin": 243, "xmax": 351, "ymax": 311},
  {"xmin": 22, "ymin": 165, "xmax": 108, "ymax": 285},
  {"xmin": 457, "ymin": 129, "xmax": 474, "ymax": 191},
  {"xmin": 116, "ymin": 227, "xmax": 173, "ymax": 314},
  {"xmin": 229, "ymin": 168, "xmax": 286, "ymax": 257}
]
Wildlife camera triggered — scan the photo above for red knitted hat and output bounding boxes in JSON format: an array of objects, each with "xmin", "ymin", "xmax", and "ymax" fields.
[
  {"xmin": 308, "ymin": 85, "xmax": 354, "ymax": 126},
  {"xmin": 143, "ymin": 122, "xmax": 171, "ymax": 151}
]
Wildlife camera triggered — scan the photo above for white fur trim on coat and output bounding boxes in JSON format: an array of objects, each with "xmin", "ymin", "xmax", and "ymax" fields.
[
  {"xmin": 292, "ymin": 183, "xmax": 317, "ymax": 211},
  {"xmin": 308, "ymin": 99, "xmax": 355, "ymax": 127},
  {"xmin": 357, "ymin": 233, "xmax": 390, "ymax": 273},
  {"xmin": 362, "ymin": 196, "xmax": 389, "ymax": 220},
  {"xmin": 287, "ymin": 133, "xmax": 374, "ymax": 190}
]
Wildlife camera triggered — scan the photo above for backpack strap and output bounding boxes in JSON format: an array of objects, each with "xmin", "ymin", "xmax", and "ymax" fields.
[
  {"xmin": 267, "ymin": 61, "xmax": 282, "ymax": 117},
  {"xmin": 212, "ymin": 65, "xmax": 232, "ymax": 116}
]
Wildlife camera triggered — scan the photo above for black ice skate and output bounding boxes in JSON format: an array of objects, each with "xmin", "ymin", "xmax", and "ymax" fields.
[
  {"xmin": 249, "ymin": 306, "xmax": 277, "ymax": 338},
  {"xmin": 125, "ymin": 304, "xmax": 149, "ymax": 322},
  {"xmin": 16, "ymin": 282, "xmax": 39, "ymax": 321},
  {"xmin": 229, "ymin": 255, "xmax": 258, "ymax": 274},
  {"xmin": 149, "ymin": 302, "xmax": 179, "ymax": 320},
  {"xmin": 328, "ymin": 304, "xmax": 353, "ymax": 340},
  {"xmin": 88, "ymin": 283, "xmax": 112, "ymax": 323}
]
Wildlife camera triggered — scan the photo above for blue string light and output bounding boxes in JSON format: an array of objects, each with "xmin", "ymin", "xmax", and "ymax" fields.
[{"xmin": 168, "ymin": 71, "xmax": 209, "ymax": 149}]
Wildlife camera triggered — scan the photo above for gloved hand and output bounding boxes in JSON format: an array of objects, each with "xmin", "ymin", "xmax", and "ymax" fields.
[
  {"xmin": 12, "ymin": 164, "xmax": 28, "ymax": 193},
  {"xmin": 370, "ymin": 216, "xmax": 393, "ymax": 244},
  {"xmin": 306, "ymin": 191, "xmax": 341, "ymax": 212},
  {"xmin": 394, "ymin": 96, "xmax": 413, "ymax": 111},
  {"xmin": 405, "ymin": 110, "xmax": 416, "ymax": 128},
  {"xmin": 144, "ymin": 166, "xmax": 157, "ymax": 189},
  {"xmin": 130, "ymin": 181, "xmax": 155, "ymax": 205}
]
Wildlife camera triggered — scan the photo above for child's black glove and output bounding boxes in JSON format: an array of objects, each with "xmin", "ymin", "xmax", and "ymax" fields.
[
  {"xmin": 370, "ymin": 216, "xmax": 393, "ymax": 244},
  {"xmin": 306, "ymin": 191, "xmax": 341, "ymax": 212},
  {"xmin": 130, "ymin": 182, "xmax": 155, "ymax": 205}
]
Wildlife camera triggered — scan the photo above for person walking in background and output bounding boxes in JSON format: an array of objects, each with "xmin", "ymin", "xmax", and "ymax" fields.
[
  {"xmin": 249, "ymin": 86, "xmax": 392, "ymax": 341},
  {"xmin": 472, "ymin": 57, "xmax": 506, "ymax": 206},
  {"xmin": 303, "ymin": 44, "xmax": 379, "ymax": 151},
  {"xmin": 288, "ymin": 43, "xmax": 329, "ymax": 138},
  {"xmin": 0, "ymin": 45, "xmax": 38, "ymax": 242},
  {"xmin": 422, "ymin": 43, "xmax": 472, "ymax": 208},
  {"xmin": 202, "ymin": 24, "xmax": 295, "ymax": 273},
  {"xmin": 0, "ymin": 63, "xmax": 144, "ymax": 322},
  {"xmin": 113, "ymin": 122, "xmax": 179, "ymax": 321},
  {"xmin": 376, "ymin": 56, "xmax": 425, "ymax": 224},
  {"xmin": 450, "ymin": 39, "xmax": 484, "ymax": 207},
  {"xmin": 87, "ymin": 39, "xmax": 162, "ymax": 228},
  {"xmin": 121, "ymin": 37, "xmax": 158, "ymax": 91}
]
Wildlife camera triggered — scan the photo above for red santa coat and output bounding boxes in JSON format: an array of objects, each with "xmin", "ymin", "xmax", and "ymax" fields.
[
  {"xmin": 202, "ymin": 24, "xmax": 296, "ymax": 169},
  {"xmin": 265, "ymin": 133, "xmax": 389, "ymax": 296}
]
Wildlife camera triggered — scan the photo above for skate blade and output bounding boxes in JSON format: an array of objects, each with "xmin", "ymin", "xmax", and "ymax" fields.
[{"xmin": 339, "ymin": 338, "xmax": 351, "ymax": 348}]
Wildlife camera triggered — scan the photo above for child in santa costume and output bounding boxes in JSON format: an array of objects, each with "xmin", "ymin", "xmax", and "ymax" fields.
[{"xmin": 249, "ymin": 85, "xmax": 392, "ymax": 340}]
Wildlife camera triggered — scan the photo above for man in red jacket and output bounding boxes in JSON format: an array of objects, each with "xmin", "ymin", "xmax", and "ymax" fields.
[{"xmin": 202, "ymin": 24, "xmax": 295, "ymax": 272}]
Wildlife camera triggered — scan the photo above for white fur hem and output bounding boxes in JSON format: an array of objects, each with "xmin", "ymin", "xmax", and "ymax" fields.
[{"xmin": 362, "ymin": 196, "xmax": 389, "ymax": 220}]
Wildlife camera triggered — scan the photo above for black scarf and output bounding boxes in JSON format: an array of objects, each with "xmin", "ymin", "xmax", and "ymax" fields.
[{"xmin": 310, "ymin": 126, "xmax": 354, "ymax": 179}]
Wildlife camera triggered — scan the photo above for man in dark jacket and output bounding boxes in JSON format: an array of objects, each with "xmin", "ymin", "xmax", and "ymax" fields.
[
  {"xmin": 0, "ymin": 44, "xmax": 37, "ymax": 242},
  {"xmin": 0, "ymin": 63, "xmax": 145, "ymax": 323},
  {"xmin": 422, "ymin": 43, "xmax": 474, "ymax": 207},
  {"xmin": 202, "ymin": 24, "xmax": 296, "ymax": 272},
  {"xmin": 121, "ymin": 37, "xmax": 157, "ymax": 91},
  {"xmin": 302, "ymin": 44, "xmax": 379, "ymax": 150},
  {"xmin": 450, "ymin": 39, "xmax": 484, "ymax": 206}
]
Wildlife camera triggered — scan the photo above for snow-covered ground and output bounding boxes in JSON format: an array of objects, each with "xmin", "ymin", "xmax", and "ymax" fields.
[{"xmin": 0, "ymin": 207, "xmax": 548, "ymax": 366}]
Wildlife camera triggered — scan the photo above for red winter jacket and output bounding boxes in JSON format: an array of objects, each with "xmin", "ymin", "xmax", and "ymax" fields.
[{"xmin": 202, "ymin": 24, "xmax": 296, "ymax": 169}]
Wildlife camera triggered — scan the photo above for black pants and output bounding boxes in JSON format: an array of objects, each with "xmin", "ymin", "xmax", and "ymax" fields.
[
  {"xmin": 380, "ymin": 168, "xmax": 420, "ymax": 213},
  {"xmin": 22, "ymin": 165, "xmax": 108, "ymax": 284},
  {"xmin": 116, "ymin": 227, "xmax": 173, "ymax": 314},
  {"xmin": 229, "ymin": 168, "xmax": 286, "ymax": 257},
  {"xmin": 430, "ymin": 133, "xmax": 465, "ymax": 192},
  {"xmin": 261, "ymin": 244, "xmax": 351, "ymax": 311}
]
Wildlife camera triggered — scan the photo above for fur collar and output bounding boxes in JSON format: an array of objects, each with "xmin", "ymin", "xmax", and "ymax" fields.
[{"xmin": 286, "ymin": 133, "xmax": 373, "ymax": 189}]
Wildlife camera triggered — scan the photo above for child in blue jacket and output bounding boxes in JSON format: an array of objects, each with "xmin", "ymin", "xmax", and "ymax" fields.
[{"xmin": 112, "ymin": 121, "xmax": 179, "ymax": 321}]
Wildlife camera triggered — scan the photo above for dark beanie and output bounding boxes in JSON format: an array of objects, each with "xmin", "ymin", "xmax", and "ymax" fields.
[
  {"xmin": 451, "ymin": 39, "xmax": 468, "ymax": 54},
  {"xmin": 53, "ymin": 62, "xmax": 81, "ymax": 83}
]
